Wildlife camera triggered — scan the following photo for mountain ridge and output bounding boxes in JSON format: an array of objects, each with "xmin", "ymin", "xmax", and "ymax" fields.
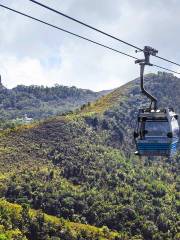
[
  {"xmin": 0, "ymin": 72, "xmax": 179, "ymax": 239},
  {"xmin": 0, "ymin": 76, "xmax": 112, "ymax": 125}
]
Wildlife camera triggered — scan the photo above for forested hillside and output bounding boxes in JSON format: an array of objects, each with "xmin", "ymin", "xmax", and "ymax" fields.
[
  {"xmin": 0, "ymin": 77, "xmax": 109, "ymax": 124},
  {"xmin": 0, "ymin": 72, "xmax": 179, "ymax": 239}
]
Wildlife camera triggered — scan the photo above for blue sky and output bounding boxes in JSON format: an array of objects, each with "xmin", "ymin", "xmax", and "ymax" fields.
[{"xmin": 0, "ymin": 0, "xmax": 180, "ymax": 91}]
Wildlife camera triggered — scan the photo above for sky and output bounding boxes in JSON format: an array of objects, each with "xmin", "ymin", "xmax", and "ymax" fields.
[{"xmin": 0, "ymin": 0, "xmax": 180, "ymax": 91}]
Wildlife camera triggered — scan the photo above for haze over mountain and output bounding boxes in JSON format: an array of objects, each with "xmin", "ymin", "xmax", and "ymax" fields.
[{"xmin": 0, "ymin": 72, "xmax": 179, "ymax": 239}]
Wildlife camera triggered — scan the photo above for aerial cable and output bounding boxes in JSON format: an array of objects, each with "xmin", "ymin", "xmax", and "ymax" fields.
[
  {"xmin": 29, "ymin": 0, "xmax": 180, "ymax": 68},
  {"xmin": 0, "ymin": 4, "xmax": 179, "ymax": 75},
  {"xmin": 28, "ymin": 0, "xmax": 143, "ymax": 51},
  {"xmin": 155, "ymin": 55, "xmax": 180, "ymax": 67},
  {"xmin": 153, "ymin": 64, "xmax": 178, "ymax": 74},
  {"xmin": 0, "ymin": 4, "xmax": 137, "ymax": 60}
]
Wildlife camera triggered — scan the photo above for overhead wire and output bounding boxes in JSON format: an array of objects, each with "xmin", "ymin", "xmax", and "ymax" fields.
[
  {"xmin": 29, "ymin": 0, "xmax": 180, "ymax": 68},
  {"xmin": 0, "ymin": 4, "xmax": 138, "ymax": 60},
  {"xmin": 28, "ymin": 0, "xmax": 143, "ymax": 51},
  {"xmin": 152, "ymin": 64, "xmax": 179, "ymax": 74},
  {"xmin": 155, "ymin": 55, "xmax": 180, "ymax": 67},
  {"xmin": 0, "ymin": 3, "xmax": 179, "ymax": 75}
]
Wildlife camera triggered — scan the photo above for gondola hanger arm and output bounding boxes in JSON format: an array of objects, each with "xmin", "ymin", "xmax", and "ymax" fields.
[{"xmin": 135, "ymin": 46, "xmax": 158, "ymax": 110}]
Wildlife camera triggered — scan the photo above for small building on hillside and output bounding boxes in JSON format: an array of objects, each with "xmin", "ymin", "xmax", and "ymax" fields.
[{"xmin": 24, "ymin": 114, "xmax": 33, "ymax": 123}]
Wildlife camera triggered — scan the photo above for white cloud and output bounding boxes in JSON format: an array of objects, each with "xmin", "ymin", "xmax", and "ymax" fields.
[
  {"xmin": 0, "ymin": 47, "xmax": 136, "ymax": 90},
  {"xmin": 0, "ymin": 56, "xmax": 55, "ymax": 87},
  {"xmin": 0, "ymin": 0, "xmax": 179, "ymax": 91}
]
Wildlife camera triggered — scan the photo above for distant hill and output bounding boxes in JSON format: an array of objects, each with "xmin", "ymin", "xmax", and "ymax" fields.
[
  {"xmin": 0, "ymin": 72, "xmax": 179, "ymax": 239},
  {"xmin": 0, "ymin": 76, "xmax": 111, "ymax": 122}
]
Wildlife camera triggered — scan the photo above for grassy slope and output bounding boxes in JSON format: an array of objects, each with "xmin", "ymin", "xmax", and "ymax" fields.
[{"xmin": 0, "ymin": 72, "xmax": 179, "ymax": 239}]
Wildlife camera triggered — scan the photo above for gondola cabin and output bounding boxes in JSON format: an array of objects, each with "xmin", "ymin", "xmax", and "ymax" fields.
[{"xmin": 134, "ymin": 108, "xmax": 179, "ymax": 156}]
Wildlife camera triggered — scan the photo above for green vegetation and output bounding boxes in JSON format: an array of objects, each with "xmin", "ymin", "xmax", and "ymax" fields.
[
  {"xmin": 0, "ymin": 72, "xmax": 179, "ymax": 239},
  {"xmin": 0, "ymin": 199, "xmax": 122, "ymax": 239},
  {"xmin": 0, "ymin": 82, "xmax": 109, "ymax": 124}
]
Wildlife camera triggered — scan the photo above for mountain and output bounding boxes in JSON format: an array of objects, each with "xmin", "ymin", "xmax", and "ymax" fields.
[
  {"xmin": 0, "ymin": 76, "xmax": 5, "ymax": 89},
  {"xmin": 0, "ymin": 199, "xmax": 121, "ymax": 239},
  {"xmin": 0, "ymin": 72, "xmax": 179, "ymax": 239},
  {"xmin": 0, "ymin": 76, "xmax": 111, "ymax": 123}
]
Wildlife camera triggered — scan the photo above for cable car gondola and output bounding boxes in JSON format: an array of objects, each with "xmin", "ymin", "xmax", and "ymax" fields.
[{"xmin": 134, "ymin": 46, "xmax": 179, "ymax": 157}]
